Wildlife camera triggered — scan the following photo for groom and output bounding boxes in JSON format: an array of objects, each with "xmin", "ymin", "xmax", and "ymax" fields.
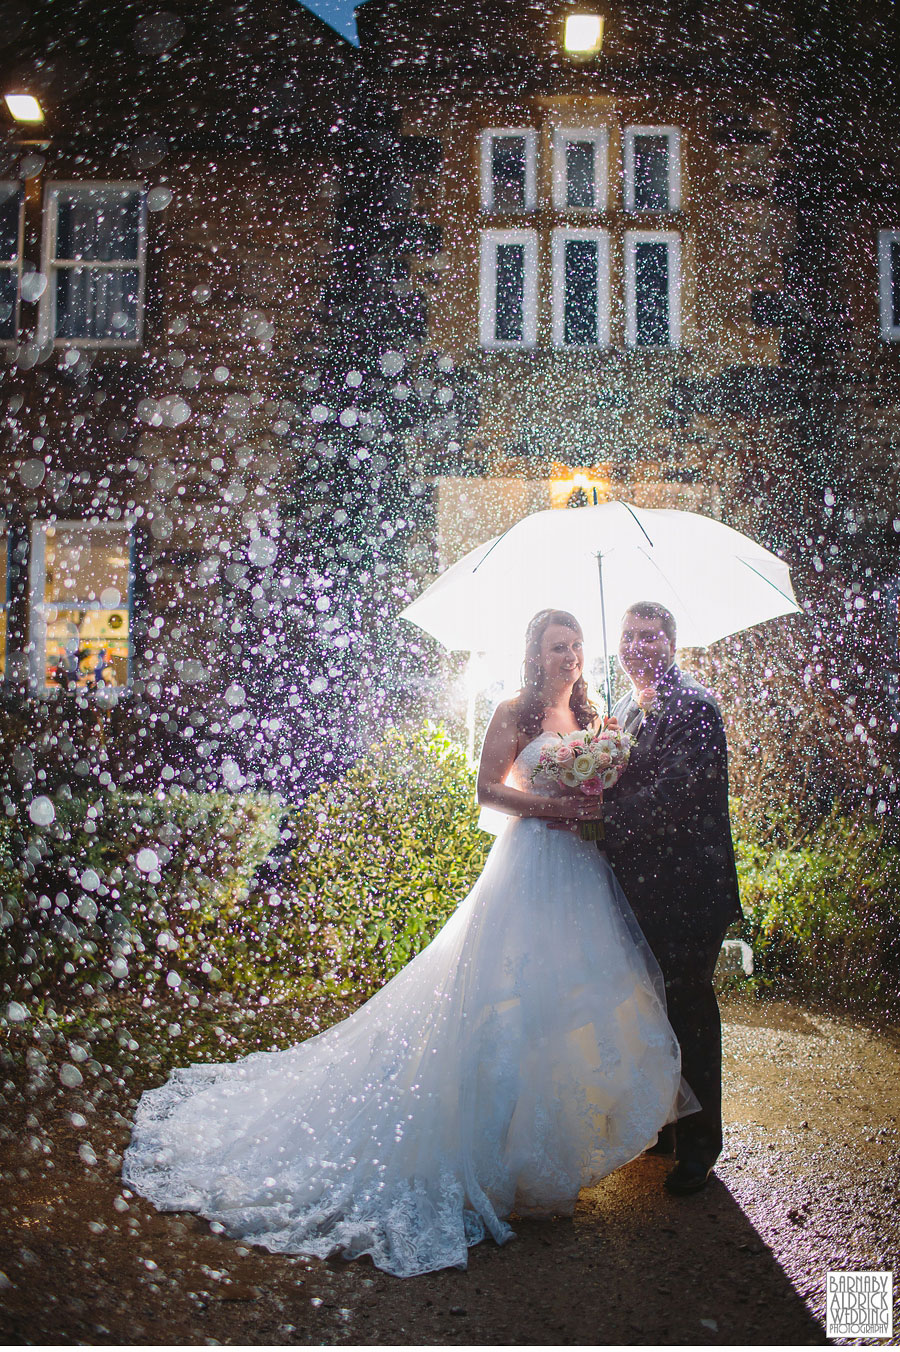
[{"xmin": 593, "ymin": 602, "xmax": 742, "ymax": 1194}]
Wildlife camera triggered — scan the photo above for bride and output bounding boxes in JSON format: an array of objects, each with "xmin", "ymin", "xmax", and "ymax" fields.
[{"xmin": 122, "ymin": 608, "xmax": 696, "ymax": 1278}]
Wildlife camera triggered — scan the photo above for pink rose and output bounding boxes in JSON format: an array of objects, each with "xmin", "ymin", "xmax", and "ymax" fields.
[
  {"xmin": 554, "ymin": 743, "xmax": 577, "ymax": 768},
  {"xmin": 579, "ymin": 776, "xmax": 604, "ymax": 796}
]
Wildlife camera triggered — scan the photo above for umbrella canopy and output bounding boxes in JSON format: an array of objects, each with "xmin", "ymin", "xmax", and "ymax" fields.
[{"xmin": 400, "ymin": 501, "xmax": 801, "ymax": 664}]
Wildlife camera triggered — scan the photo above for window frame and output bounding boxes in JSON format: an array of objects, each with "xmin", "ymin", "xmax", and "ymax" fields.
[
  {"xmin": 478, "ymin": 228, "xmax": 538, "ymax": 349},
  {"xmin": 28, "ymin": 518, "xmax": 135, "ymax": 692},
  {"xmin": 551, "ymin": 227, "xmax": 610, "ymax": 349},
  {"xmin": 624, "ymin": 230, "xmax": 682, "ymax": 348},
  {"xmin": 479, "ymin": 129, "xmax": 538, "ymax": 214},
  {"xmin": 551, "ymin": 127, "xmax": 609, "ymax": 212},
  {"xmin": 38, "ymin": 180, "xmax": 147, "ymax": 348},
  {"xmin": 0, "ymin": 182, "xmax": 24, "ymax": 345},
  {"xmin": 877, "ymin": 229, "xmax": 900, "ymax": 342},
  {"xmin": 623, "ymin": 126, "xmax": 681, "ymax": 213}
]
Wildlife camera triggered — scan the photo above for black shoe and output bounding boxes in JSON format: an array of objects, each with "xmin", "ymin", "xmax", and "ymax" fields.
[
  {"xmin": 644, "ymin": 1123, "xmax": 676, "ymax": 1156},
  {"xmin": 664, "ymin": 1159, "xmax": 714, "ymax": 1195}
]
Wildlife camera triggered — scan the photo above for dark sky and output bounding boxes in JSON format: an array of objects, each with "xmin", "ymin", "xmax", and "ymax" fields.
[{"xmin": 302, "ymin": 0, "xmax": 360, "ymax": 42}]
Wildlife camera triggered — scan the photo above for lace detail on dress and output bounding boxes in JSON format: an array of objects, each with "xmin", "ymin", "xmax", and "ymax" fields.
[{"xmin": 122, "ymin": 730, "xmax": 697, "ymax": 1277}]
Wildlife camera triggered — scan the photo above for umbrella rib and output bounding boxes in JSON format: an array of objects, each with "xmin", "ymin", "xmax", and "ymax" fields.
[
  {"xmin": 470, "ymin": 520, "xmax": 523, "ymax": 573},
  {"xmin": 617, "ymin": 499, "xmax": 655, "ymax": 547},
  {"xmin": 738, "ymin": 559, "xmax": 801, "ymax": 610},
  {"xmin": 632, "ymin": 545, "xmax": 703, "ymax": 637}
]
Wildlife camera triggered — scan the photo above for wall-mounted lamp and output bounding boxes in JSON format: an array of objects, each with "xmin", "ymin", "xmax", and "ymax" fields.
[
  {"xmin": 5, "ymin": 94, "xmax": 45, "ymax": 123},
  {"xmin": 564, "ymin": 14, "xmax": 604, "ymax": 55}
]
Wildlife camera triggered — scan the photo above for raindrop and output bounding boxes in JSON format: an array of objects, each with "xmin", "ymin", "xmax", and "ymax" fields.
[
  {"xmin": 5, "ymin": 1001, "xmax": 28, "ymax": 1023},
  {"xmin": 146, "ymin": 185, "xmax": 174, "ymax": 212},
  {"xmin": 59, "ymin": 1063, "xmax": 84, "ymax": 1088},
  {"xmin": 166, "ymin": 971, "xmax": 182, "ymax": 989},
  {"xmin": 27, "ymin": 796, "xmax": 55, "ymax": 826},
  {"xmin": 78, "ymin": 1142, "xmax": 98, "ymax": 1166},
  {"xmin": 79, "ymin": 868, "xmax": 100, "ymax": 891},
  {"xmin": 134, "ymin": 11, "xmax": 185, "ymax": 54},
  {"xmin": 100, "ymin": 587, "xmax": 122, "ymax": 608},
  {"xmin": 19, "ymin": 271, "xmax": 48, "ymax": 303},
  {"xmin": 380, "ymin": 351, "xmax": 405, "ymax": 375},
  {"xmin": 18, "ymin": 458, "xmax": 45, "ymax": 488},
  {"xmin": 19, "ymin": 153, "xmax": 44, "ymax": 179},
  {"xmin": 135, "ymin": 847, "xmax": 159, "ymax": 874},
  {"xmin": 247, "ymin": 537, "xmax": 277, "ymax": 566}
]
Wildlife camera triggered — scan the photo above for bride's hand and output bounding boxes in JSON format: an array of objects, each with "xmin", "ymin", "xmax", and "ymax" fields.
[{"xmin": 540, "ymin": 792, "xmax": 603, "ymax": 821}]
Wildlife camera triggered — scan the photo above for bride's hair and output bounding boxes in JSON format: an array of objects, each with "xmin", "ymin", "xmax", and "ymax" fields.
[{"xmin": 513, "ymin": 609, "xmax": 597, "ymax": 737}]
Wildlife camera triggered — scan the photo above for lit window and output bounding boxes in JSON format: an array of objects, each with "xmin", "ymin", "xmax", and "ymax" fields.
[
  {"xmin": 479, "ymin": 229, "xmax": 538, "ymax": 348},
  {"xmin": 0, "ymin": 183, "xmax": 22, "ymax": 341},
  {"xmin": 563, "ymin": 14, "xmax": 604, "ymax": 53},
  {"xmin": 40, "ymin": 183, "xmax": 146, "ymax": 345},
  {"xmin": 552, "ymin": 129, "xmax": 608, "ymax": 211},
  {"xmin": 624, "ymin": 231, "xmax": 681, "ymax": 347},
  {"xmin": 878, "ymin": 230, "xmax": 900, "ymax": 341},
  {"xmin": 551, "ymin": 229, "xmax": 610, "ymax": 347},
  {"xmin": 480, "ymin": 130, "xmax": 537, "ymax": 213},
  {"xmin": 29, "ymin": 521, "xmax": 132, "ymax": 690},
  {"xmin": 624, "ymin": 127, "xmax": 681, "ymax": 212}
]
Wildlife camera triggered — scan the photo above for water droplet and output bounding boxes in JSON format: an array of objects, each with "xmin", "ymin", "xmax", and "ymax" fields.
[{"xmin": 28, "ymin": 796, "xmax": 55, "ymax": 826}]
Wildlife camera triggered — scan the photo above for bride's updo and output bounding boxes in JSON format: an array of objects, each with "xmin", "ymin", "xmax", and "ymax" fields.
[{"xmin": 513, "ymin": 608, "xmax": 597, "ymax": 738}]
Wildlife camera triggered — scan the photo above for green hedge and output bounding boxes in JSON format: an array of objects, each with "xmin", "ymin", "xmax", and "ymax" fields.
[
  {"xmin": 734, "ymin": 807, "xmax": 900, "ymax": 1016},
  {"xmin": 280, "ymin": 722, "xmax": 489, "ymax": 993},
  {"xmin": 5, "ymin": 724, "xmax": 898, "ymax": 1023},
  {"xmin": 1, "ymin": 790, "xmax": 283, "ymax": 1011}
]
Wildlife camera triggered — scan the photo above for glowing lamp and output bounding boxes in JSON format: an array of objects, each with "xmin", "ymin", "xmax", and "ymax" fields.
[
  {"xmin": 564, "ymin": 14, "xmax": 604, "ymax": 54},
  {"xmin": 4, "ymin": 94, "xmax": 44, "ymax": 122}
]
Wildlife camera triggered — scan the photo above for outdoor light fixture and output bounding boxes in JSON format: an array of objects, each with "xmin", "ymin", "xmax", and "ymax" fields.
[
  {"xmin": 4, "ymin": 94, "xmax": 44, "ymax": 122},
  {"xmin": 564, "ymin": 14, "xmax": 604, "ymax": 54}
]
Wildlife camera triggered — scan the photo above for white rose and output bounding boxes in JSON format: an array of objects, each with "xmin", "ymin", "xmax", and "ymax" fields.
[{"xmin": 572, "ymin": 753, "xmax": 595, "ymax": 781}]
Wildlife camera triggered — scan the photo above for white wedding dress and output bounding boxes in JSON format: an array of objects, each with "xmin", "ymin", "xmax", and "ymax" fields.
[{"xmin": 122, "ymin": 733, "xmax": 696, "ymax": 1277}]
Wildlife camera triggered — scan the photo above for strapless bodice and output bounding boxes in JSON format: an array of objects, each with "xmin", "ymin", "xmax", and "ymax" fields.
[{"xmin": 508, "ymin": 733, "xmax": 568, "ymax": 796}]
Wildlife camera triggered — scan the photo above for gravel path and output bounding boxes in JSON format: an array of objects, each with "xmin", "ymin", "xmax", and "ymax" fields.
[{"xmin": 1, "ymin": 992, "xmax": 898, "ymax": 1345}]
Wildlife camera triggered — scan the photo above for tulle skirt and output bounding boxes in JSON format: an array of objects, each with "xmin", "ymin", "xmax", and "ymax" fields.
[{"xmin": 122, "ymin": 817, "xmax": 696, "ymax": 1277}]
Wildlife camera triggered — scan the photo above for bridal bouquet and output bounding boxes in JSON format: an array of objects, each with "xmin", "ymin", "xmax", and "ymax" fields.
[{"xmin": 531, "ymin": 718, "xmax": 632, "ymax": 841}]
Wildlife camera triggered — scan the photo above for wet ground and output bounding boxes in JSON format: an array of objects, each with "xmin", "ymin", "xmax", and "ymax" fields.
[{"xmin": 1, "ymin": 991, "xmax": 898, "ymax": 1346}]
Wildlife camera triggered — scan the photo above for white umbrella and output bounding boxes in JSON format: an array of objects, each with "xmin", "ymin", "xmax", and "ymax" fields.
[{"xmin": 400, "ymin": 501, "xmax": 801, "ymax": 707}]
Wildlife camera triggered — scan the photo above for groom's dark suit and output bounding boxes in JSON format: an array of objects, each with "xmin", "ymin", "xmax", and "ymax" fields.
[{"xmin": 600, "ymin": 664, "xmax": 742, "ymax": 1166}]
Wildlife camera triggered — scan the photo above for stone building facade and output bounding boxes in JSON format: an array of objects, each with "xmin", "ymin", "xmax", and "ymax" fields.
[{"xmin": 2, "ymin": 0, "xmax": 900, "ymax": 793}]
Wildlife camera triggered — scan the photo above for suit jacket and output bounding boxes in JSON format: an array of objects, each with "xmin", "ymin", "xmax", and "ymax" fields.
[{"xmin": 602, "ymin": 665, "xmax": 742, "ymax": 959}]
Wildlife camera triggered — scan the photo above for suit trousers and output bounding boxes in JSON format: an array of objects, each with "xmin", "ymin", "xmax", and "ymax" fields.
[{"xmin": 640, "ymin": 922, "xmax": 726, "ymax": 1165}]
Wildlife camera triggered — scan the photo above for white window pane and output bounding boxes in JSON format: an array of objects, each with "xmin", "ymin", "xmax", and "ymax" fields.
[
  {"xmin": 564, "ymin": 239, "xmax": 598, "ymax": 344},
  {"xmin": 0, "ymin": 185, "xmax": 20, "ymax": 261},
  {"xmin": 491, "ymin": 137, "xmax": 527, "ymax": 211},
  {"xmin": 634, "ymin": 241, "xmax": 670, "ymax": 344},
  {"xmin": 55, "ymin": 267, "xmax": 140, "ymax": 340},
  {"xmin": 566, "ymin": 141, "xmax": 596, "ymax": 208},
  {"xmin": 55, "ymin": 188, "xmax": 142, "ymax": 261},
  {"xmin": 632, "ymin": 135, "xmax": 670, "ymax": 210},
  {"xmin": 495, "ymin": 242, "xmax": 525, "ymax": 341}
]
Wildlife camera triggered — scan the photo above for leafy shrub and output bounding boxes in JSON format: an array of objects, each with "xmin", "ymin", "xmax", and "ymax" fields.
[
  {"xmin": 281, "ymin": 722, "xmax": 490, "ymax": 993},
  {"xmin": 1, "ymin": 790, "xmax": 283, "ymax": 1010},
  {"xmin": 734, "ymin": 806, "xmax": 900, "ymax": 1016}
]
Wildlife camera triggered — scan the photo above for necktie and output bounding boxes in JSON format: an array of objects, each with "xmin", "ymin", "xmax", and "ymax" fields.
[{"xmin": 623, "ymin": 701, "xmax": 644, "ymax": 737}]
